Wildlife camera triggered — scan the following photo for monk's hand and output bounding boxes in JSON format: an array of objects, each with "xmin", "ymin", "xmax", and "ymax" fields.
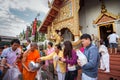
[
  {"xmin": 36, "ymin": 58, "xmax": 41, "ymax": 62},
  {"xmin": 29, "ymin": 68, "xmax": 35, "ymax": 72}
]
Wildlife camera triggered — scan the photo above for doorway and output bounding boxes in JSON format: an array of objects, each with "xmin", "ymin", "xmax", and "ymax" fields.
[
  {"xmin": 60, "ymin": 28, "xmax": 74, "ymax": 41},
  {"xmin": 99, "ymin": 24, "xmax": 113, "ymax": 47}
]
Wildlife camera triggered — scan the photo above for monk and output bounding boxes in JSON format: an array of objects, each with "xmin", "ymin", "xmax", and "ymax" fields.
[{"xmin": 22, "ymin": 42, "xmax": 40, "ymax": 80}]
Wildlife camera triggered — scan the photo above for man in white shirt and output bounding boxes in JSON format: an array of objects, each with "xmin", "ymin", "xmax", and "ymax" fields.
[{"xmin": 107, "ymin": 32, "xmax": 119, "ymax": 54}]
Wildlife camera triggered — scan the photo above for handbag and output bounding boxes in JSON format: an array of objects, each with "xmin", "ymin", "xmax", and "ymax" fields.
[
  {"xmin": 76, "ymin": 50, "xmax": 87, "ymax": 67},
  {"xmin": 68, "ymin": 64, "xmax": 76, "ymax": 71}
]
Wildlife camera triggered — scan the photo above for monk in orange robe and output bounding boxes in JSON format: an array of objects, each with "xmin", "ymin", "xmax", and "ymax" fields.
[{"xmin": 22, "ymin": 42, "xmax": 40, "ymax": 80}]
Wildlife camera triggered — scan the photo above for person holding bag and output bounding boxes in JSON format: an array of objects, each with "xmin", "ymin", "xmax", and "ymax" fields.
[
  {"xmin": 60, "ymin": 40, "xmax": 78, "ymax": 80},
  {"xmin": 77, "ymin": 34, "xmax": 100, "ymax": 80},
  {"xmin": 38, "ymin": 44, "xmax": 66, "ymax": 80}
]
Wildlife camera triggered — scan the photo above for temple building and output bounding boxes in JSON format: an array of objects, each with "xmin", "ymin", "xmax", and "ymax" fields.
[
  {"xmin": 38, "ymin": 0, "xmax": 120, "ymax": 79},
  {"xmin": 38, "ymin": 0, "xmax": 120, "ymax": 46}
]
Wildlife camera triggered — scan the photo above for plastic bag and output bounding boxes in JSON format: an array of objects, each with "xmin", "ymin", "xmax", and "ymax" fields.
[
  {"xmin": 3, "ymin": 66, "xmax": 21, "ymax": 80},
  {"xmin": 35, "ymin": 66, "xmax": 42, "ymax": 80},
  {"xmin": 76, "ymin": 50, "xmax": 87, "ymax": 67}
]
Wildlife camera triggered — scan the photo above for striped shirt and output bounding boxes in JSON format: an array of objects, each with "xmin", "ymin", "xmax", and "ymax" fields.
[{"xmin": 1, "ymin": 47, "xmax": 21, "ymax": 66}]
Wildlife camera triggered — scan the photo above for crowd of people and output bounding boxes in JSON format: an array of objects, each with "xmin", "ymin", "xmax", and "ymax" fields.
[{"xmin": 0, "ymin": 32, "xmax": 119, "ymax": 80}]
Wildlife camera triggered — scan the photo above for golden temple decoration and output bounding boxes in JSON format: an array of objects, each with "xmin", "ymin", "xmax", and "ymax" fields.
[
  {"xmin": 50, "ymin": 0, "xmax": 80, "ymax": 36},
  {"xmin": 54, "ymin": 18, "xmax": 75, "ymax": 35},
  {"xmin": 101, "ymin": 0, "xmax": 107, "ymax": 13},
  {"xmin": 93, "ymin": 0, "xmax": 118, "ymax": 24},
  {"xmin": 73, "ymin": 0, "xmax": 80, "ymax": 36},
  {"xmin": 59, "ymin": 2, "xmax": 72, "ymax": 21},
  {"xmin": 93, "ymin": 12, "xmax": 118, "ymax": 24},
  {"xmin": 47, "ymin": 0, "xmax": 81, "ymax": 47},
  {"xmin": 50, "ymin": 29, "xmax": 62, "ymax": 45}
]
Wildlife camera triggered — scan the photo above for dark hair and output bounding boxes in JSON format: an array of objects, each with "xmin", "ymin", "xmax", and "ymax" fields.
[
  {"xmin": 27, "ymin": 39, "xmax": 31, "ymax": 43},
  {"xmin": 48, "ymin": 42, "xmax": 53, "ymax": 47},
  {"xmin": 0, "ymin": 46, "xmax": 4, "ymax": 49},
  {"xmin": 80, "ymin": 33, "xmax": 92, "ymax": 41},
  {"xmin": 11, "ymin": 39, "xmax": 20, "ymax": 45},
  {"xmin": 113, "ymin": 31, "xmax": 116, "ymax": 33},
  {"xmin": 55, "ymin": 44, "xmax": 62, "ymax": 50},
  {"xmin": 63, "ymin": 41, "xmax": 73, "ymax": 58},
  {"xmin": 39, "ymin": 45, "xmax": 43, "ymax": 51},
  {"xmin": 100, "ymin": 40, "xmax": 104, "ymax": 45}
]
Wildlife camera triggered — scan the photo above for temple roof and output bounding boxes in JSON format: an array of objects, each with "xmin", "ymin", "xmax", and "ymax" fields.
[{"xmin": 38, "ymin": 0, "xmax": 63, "ymax": 33}]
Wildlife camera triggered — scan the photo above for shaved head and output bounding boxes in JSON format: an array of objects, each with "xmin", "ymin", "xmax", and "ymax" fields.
[
  {"xmin": 31, "ymin": 42, "xmax": 37, "ymax": 46},
  {"xmin": 30, "ymin": 42, "xmax": 38, "ymax": 51}
]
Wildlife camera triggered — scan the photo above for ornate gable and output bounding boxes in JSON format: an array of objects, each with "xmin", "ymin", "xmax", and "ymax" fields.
[{"xmin": 93, "ymin": 12, "xmax": 118, "ymax": 24}]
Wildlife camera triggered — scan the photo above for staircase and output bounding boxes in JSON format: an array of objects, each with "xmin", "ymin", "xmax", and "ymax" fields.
[
  {"xmin": 98, "ymin": 54, "xmax": 120, "ymax": 80},
  {"xmin": 77, "ymin": 54, "xmax": 120, "ymax": 80}
]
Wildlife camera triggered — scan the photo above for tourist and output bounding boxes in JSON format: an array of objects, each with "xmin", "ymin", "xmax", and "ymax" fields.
[
  {"xmin": 0, "ymin": 46, "xmax": 4, "ymax": 56},
  {"xmin": 107, "ymin": 31, "xmax": 119, "ymax": 54},
  {"xmin": 38, "ymin": 44, "xmax": 66, "ymax": 80},
  {"xmin": 44, "ymin": 42, "xmax": 55, "ymax": 80},
  {"xmin": 60, "ymin": 41, "xmax": 78, "ymax": 80},
  {"xmin": 99, "ymin": 40, "xmax": 110, "ymax": 72},
  {"xmin": 0, "ymin": 46, "xmax": 4, "ymax": 77},
  {"xmin": 1, "ymin": 39, "xmax": 21, "ymax": 80},
  {"xmin": 77, "ymin": 34, "xmax": 100, "ymax": 80},
  {"xmin": 1, "ymin": 39, "xmax": 21, "ymax": 68}
]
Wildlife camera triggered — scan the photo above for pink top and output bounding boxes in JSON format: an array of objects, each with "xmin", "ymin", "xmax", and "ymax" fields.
[
  {"xmin": 45, "ymin": 47, "xmax": 55, "ymax": 66},
  {"xmin": 47, "ymin": 47, "xmax": 55, "ymax": 55},
  {"xmin": 80, "ymin": 47, "xmax": 84, "ymax": 53}
]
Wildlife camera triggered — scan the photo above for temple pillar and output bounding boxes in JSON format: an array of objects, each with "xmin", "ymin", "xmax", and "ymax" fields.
[{"xmin": 72, "ymin": 0, "xmax": 80, "ymax": 41}]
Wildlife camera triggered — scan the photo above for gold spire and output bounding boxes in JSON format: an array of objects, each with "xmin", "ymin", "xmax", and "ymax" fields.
[{"xmin": 101, "ymin": 0, "xmax": 107, "ymax": 13}]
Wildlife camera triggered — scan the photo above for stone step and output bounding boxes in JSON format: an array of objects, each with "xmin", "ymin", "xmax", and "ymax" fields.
[
  {"xmin": 98, "ymin": 71, "xmax": 120, "ymax": 80},
  {"xmin": 77, "ymin": 54, "xmax": 120, "ymax": 80},
  {"xmin": 99, "ymin": 69, "xmax": 120, "ymax": 77},
  {"xmin": 110, "ymin": 60, "xmax": 120, "ymax": 65},
  {"xmin": 110, "ymin": 57, "xmax": 120, "ymax": 61},
  {"xmin": 98, "ymin": 54, "xmax": 120, "ymax": 80},
  {"xmin": 110, "ymin": 55, "xmax": 120, "ymax": 58}
]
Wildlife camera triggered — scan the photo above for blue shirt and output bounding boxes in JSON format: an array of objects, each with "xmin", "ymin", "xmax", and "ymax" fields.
[{"xmin": 82, "ymin": 43, "xmax": 100, "ymax": 78}]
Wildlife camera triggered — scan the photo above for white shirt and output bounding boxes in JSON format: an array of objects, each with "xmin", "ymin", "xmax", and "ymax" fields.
[
  {"xmin": 108, "ymin": 33, "xmax": 119, "ymax": 43},
  {"xmin": 26, "ymin": 44, "xmax": 30, "ymax": 50},
  {"xmin": 99, "ymin": 45, "xmax": 109, "ymax": 56},
  {"xmin": 1, "ymin": 47, "xmax": 21, "ymax": 66}
]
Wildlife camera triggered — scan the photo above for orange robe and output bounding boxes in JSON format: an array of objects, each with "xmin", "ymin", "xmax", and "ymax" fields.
[
  {"xmin": 17, "ymin": 59, "xmax": 23, "ymax": 73},
  {"xmin": 23, "ymin": 49, "xmax": 40, "ymax": 80}
]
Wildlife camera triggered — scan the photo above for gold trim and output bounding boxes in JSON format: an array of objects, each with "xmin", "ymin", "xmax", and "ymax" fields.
[
  {"xmin": 97, "ymin": 25, "xmax": 100, "ymax": 40},
  {"xmin": 112, "ymin": 23, "xmax": 116, "ymax": 32},
  {"xmin": 54, "ymin": 16, "xmax": 74, "ymax": 24},
  {"xmin": 97, "ymin": 21, "xmax": 114, "ymax": 26},
  {"xmin": 72, "ymin": 40, "xmax": 81, "ymax": 46},
  {"xmin": 93, "ymin": 12, "xmax": 118, "ymax": 24}
]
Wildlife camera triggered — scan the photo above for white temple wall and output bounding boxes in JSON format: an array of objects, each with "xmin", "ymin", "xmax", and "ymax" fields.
[{"xmin": 79, "ymin": 0, "xmax": 120, "ymax": 37}]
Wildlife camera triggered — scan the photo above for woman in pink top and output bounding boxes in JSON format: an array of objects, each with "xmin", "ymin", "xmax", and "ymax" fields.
[
  {"xmin": 45, "ymin": 42, "xmax": 55, "ymax": 80},
  {"xmin": 80, "ymin": 44, "xmax": 84, "ymax": 53}
]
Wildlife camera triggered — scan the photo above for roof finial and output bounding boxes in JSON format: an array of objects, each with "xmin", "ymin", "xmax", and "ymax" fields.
[{"xmin": 101, "ymin": 0, "xmax": 107, "ymax": 13}]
